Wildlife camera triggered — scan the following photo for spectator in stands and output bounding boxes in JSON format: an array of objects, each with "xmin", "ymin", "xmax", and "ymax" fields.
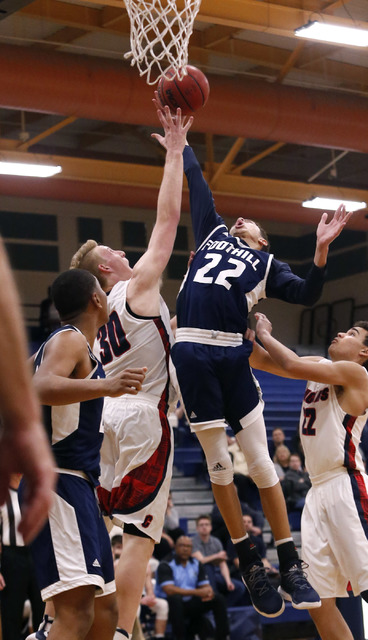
[
  {"xmin": 156, "ymin": 535, "xmax": 230, "ymax": 640},
  {"xmin": 268, "ymin": 427, "xmax": 286, "ymax": 460},
  {"xmin": 282, "ymin": 454, "xmax": 311, "ymax": 513},
  {"xmin": 226, "ymin": 514, "xmax": 279, "ymax": 589},
  {"xmin": 227, "ymin": 436, "xmax": 261, "ymax": 509},
  {"xmin": 191, "ymin": 514, "xmax": 246, "ymax": 606},
  {"xmin": 273, "ymin": 444, "xmax": 291, "ymax": 480}
]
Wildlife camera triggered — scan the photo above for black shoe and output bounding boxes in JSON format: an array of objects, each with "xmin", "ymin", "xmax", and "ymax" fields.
[
  {"xmin": 279, "ymin": 559, "xmax": 321, "ymax": 610},
  {"xmin": 242, "ymin": 560, "xmax": 285, "ymax": 617}
]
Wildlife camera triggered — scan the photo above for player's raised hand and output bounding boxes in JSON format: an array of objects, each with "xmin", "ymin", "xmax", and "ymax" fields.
[
  {"xmin": 255, "ymin": 312, "xmax": 273, "ymax": 338},
  {"xmin": 316, "ymin": 204, "xmax": 353, "ymax": 248},
  {"xmin": 107, "ymin": 367, "xmax": 147, "ymax": 397},
  {"xmin": 151, "ymin": 101, "xmax": 193, "ymax": 152}
]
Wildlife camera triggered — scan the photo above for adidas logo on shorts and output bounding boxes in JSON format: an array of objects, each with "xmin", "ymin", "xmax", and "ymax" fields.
[{"xmin": 92, "ymin": 558, "xmax": 101, "ymax": 567}]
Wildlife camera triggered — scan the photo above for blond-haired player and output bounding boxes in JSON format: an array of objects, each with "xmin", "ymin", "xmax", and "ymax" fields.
[{"xmin": 70, "ymin": 107, "xmax": 192, "ymax": 640}]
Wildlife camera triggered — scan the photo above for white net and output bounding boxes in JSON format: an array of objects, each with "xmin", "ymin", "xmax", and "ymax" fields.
[{"xmin": 124, "ymin": 0, "xmax": 202, "ymax": 85}]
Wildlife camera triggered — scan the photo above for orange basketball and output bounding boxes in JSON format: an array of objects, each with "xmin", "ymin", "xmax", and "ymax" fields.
[{"xmin": 157, "ymin": 65, "xmax": 210, "ymax": 115}]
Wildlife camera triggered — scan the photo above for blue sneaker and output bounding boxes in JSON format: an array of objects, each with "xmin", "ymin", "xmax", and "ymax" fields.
[
  {"xmin": 242, "ymin": 561, "xmax": 285, "ymax": 617},
  {"xmin": 25, "ymin": 615, "xmax": 53, "ymax": 640},
  {"xmin": 279, "ymin": 560, "xmax": 321, "ymax": 609}
]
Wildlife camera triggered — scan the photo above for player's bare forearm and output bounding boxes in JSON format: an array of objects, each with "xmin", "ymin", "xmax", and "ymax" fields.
[
  {"xmin": 132, "ymin": 108, "xmax": 192, "ymax": 290},
  {"xmin": 254, "ymin": 312, "xmax": 362, "ymax": 387},
  {"xmin": 34, "ymin": 368, "xmax": 146, "ymax": 405},
  {"xmin": 0, "ymin": 237, "xmax": 56, "ymax": 543},
  {"xmin": 249, "ymin": 340, "xmax": 293, "ymax": 379},
  {"xmin": 0, "ymin": 238, "xmax": 41, "ymax": 429}
]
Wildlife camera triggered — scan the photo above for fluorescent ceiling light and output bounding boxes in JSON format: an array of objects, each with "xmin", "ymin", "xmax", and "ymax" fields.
[
  {"xmin": 295, "ymin": 21, "xmax": 368, "ymax": 47},
  {"xmin": 302, "ymin": 197, "xmax": 366, "ymax": 212},
  {"xmin": 0, "ymin": 162, "xmax": 62, "ymax": 178}
]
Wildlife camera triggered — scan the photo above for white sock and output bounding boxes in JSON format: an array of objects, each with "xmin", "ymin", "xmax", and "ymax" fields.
[
  {"xmin": 231, "ymin": 533, "xmax": 249, "ymax": 544},
  {"xmin": 275, "ymin": 537, "xmax": 294, "ymax": 546}
]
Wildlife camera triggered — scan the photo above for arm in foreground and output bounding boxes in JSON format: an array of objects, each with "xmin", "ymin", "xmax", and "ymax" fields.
[{"xmin": 0, "ymin": 237, "xmax": 55, "ymax": 543}]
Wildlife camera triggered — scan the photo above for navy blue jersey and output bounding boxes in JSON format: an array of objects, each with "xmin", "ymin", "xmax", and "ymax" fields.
[
  {"xmin": 177, "ymin": 146, "xmax": 325, "ymax": 333},
  {"xmin": 34, "ymin": 325, "xmax": 105, "ymax": 484}
]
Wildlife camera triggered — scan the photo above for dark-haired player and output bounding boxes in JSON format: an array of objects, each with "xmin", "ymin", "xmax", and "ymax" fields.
[
  {"xmin": 170, "ymin": 137, "xmax": 352, "ymax": 617},
  {"xmin": 26, "ymin": 269, "xmax": 146, "ymax": 640},
  {"xmin": 255, "ymin": 313, "xmax": 368, "ymax": 640}
]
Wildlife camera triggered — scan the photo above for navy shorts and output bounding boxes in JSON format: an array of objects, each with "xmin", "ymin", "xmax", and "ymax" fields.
[
  {"xmin": 26, "ymin": 473, "xmax": 115, "ymax": 601},
  {"xmin": 172, "ymin": 340, "xmax": 262, "ymax": 434}
]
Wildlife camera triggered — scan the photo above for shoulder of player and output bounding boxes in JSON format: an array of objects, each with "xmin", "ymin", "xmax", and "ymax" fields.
[
  {"xmin": 43, "ymin": 328, "xmax": 88, "ymax": 359},
  {"xmin": 330, "ymin": 359, "xmax": 368, "ymax": 386}
]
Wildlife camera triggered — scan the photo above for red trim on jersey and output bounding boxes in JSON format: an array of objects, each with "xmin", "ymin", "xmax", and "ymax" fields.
[
  {"xmin": 344, "ymin": 415, "xmax": 358, "ymax": 470},
  {"xmin": 109, "ymin": 410, "xmax": 171, "ymax": 513},
  {"xmin": 153, "ymin": 317, "xmax": 171, "ymax": 414},
  {"xmin": 350, "ymin": 471, "xmax": 368, "ymax": 535}
]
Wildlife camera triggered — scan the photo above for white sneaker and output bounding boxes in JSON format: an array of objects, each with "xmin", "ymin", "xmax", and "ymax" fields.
[
  {"xmin": 26, "ymin": 615, "xmax": 53, "ymax": 640},
  {"xmin": 113, "ymin": 630, "xmax": 130, "ymax": 640}
]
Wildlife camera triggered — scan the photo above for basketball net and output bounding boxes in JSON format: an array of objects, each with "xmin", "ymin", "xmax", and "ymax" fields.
[{"xmin": 123, "ymin": 0, "xmax": 202, "ymax": 85}]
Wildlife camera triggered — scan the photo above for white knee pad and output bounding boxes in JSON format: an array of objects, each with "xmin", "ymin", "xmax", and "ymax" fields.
[
  {"xmin": 247, "ymin": 456, "xmax": 279, "ymax": 489},
  {"xmin": 196, "ymin": 428, "xmax": 234, "ymax": 486},
  {"xmin": 236, "ymin": 415, "xmax": 279, "ymax": 489}
]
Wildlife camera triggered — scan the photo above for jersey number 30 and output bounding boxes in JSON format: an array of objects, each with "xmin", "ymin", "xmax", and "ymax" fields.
[{"xmin": 97, "ymin": 311, "xmax": 130, "ymax": 364}]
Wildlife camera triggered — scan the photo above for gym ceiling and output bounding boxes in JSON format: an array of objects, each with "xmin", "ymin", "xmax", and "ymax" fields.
[{"xmin": 0, "ymin": 0, "xmax": 368, "ymax": 230}]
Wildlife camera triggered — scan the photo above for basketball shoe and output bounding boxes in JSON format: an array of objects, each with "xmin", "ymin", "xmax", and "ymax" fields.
[
  {"xmin": 25, "ymin": 615, "xmax": 53, "ymax": 640},
  {"xmin": 279, "ymin": 559, "xmax": 321, "ymax": 609},
  {"xmin": 242, "ymin": 560, "xmax": 285, "ymax": 617}
]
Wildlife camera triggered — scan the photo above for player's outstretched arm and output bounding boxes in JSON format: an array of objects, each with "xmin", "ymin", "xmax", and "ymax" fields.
[
  {"xmin": 34, "ymin": 331, "xmax": 146, "ymax": 404},
  {"xmin": 313, "ymin": 204, "xmax": 353, "ymax": 267},
  {"xmin": 254, "ymin": 312, "xmax": 364, "ymax": 389},
  {"xmin": 130, "ymin": 107, "xmax": 193, "ymax": 298},
  {"xmin": 0, "ymin": 237, "xmax": 55, "ymax": 543}
]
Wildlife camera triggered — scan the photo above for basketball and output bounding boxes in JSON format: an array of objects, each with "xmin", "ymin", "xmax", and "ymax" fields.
[{"xmin": 157, "ymin": 65, "xmax": 210, "ymax": 115}]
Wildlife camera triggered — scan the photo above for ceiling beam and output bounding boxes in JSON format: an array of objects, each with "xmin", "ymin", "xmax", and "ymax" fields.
[
  {"xmin": 0, "ymin": 143, "xmax": 367, "ymax": 211},
  {"xmin": 19, "ymin": 2, "xmax": 368, "ymax": 92},
  {"xmin": 210, "ymin": 137, "xmax": 245, "ymax": 189},
  {"xmin": 22, "ymin": 0, "xmax": 368, "ymax": 40},
  {"xmin": 232, "ymin": 142, "xmax": 286, "ymax": 175},
  {"xmin": 16, "ymin": 116, "xmax": 77, "ymax": 151},
  {"xmin": 1, "ymin": 44, "xmax": 368, "ymax": 153},
  {"xmin": 78, "ymin": 0, "xmax": 368, "ymax": 35}
]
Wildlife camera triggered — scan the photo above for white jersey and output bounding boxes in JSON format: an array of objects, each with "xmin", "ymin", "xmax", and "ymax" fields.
[
  {"xmin": 94, "ymin": 280, "xmax": 175, "ymax": 404},
  {"xmin": 300, "ymin": 360, "xmax": 368, "ymax": 483}
]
